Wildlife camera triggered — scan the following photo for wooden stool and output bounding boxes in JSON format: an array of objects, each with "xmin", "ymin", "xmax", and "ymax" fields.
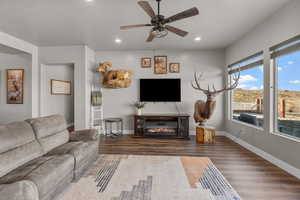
[{"xmin": 196, "ymin": 126, "xmax": 216, "ymax": 144}]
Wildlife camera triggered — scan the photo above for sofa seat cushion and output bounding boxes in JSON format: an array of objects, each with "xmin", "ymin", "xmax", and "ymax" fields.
[
  {"xmin": 46, "ymin": 141, "xmax": 98, "ymax": 170},
  {"xmin": 70, "ymin": 129, "xmax": 98, "ymax": 142},
  {"xmin": 0, "ymin": 140, "xmax": 43, "ymax": 178},
  {"xmin": 0, "ymin": 155, "xmax": 74, "ymax": 198}
]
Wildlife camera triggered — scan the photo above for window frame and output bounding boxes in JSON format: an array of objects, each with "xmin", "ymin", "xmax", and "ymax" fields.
[
  {"xmin": 271, "ymin": 39, "xmax": 300, "ymax": 141},
  {"xmin": 228, "ymin": 52, "xmax": 265, "ymax": 129}
]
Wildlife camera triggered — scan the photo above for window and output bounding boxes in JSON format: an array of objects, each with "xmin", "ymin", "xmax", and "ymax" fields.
[
  {"xmin": 228, "ymin": 52, "xmax": 264, "ymax": 128},
  {"xmin": 271, "ymin": 35, "xmax": 300, "ymax": 139}
]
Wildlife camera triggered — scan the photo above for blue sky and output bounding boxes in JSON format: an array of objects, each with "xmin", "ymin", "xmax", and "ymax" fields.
[
  {"xmin": 235, "ymin": 50, "xmax": 300, "ymax": 91},
  {"xmin": 277, "ymin": 51, "xmax": 300, "ymax": 91}
]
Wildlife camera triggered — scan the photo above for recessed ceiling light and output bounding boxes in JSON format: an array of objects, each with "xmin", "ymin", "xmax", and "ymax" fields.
[
  {"xmin": 115, "ymin": 38, "xmax": 122, "ymax": 44},
  {"xmin": 85, "ymin": 0, "xmax": 94, "ymax": 2},
  {"xmin": 194, "ymin": 37, "xmax": 202, "ymax": 42}
]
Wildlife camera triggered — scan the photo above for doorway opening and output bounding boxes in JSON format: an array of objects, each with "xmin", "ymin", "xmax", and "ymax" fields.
[{"xmin": 40, "ymin": 63, "xmax": 75, "ymax": 128}]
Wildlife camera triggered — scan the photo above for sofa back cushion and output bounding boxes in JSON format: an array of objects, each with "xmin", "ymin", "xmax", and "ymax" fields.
[
  {"xmin": 26, "ymin": 115, "xmax": 69, "ymax": 153},
  {"xmin": 0, "ymin": 122, "xmax": 43, "ymax": 177}
]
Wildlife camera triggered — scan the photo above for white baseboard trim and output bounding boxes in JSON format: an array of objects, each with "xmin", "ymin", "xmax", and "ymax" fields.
[{"xmin": 224, "ymin": 132, "xmax": 300, "ymax": 179}]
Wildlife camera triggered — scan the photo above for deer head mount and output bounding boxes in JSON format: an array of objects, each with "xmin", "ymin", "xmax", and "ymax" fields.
[{"xmin": 191, "ymin": 70, "xmax": 240, "ymax": 125}]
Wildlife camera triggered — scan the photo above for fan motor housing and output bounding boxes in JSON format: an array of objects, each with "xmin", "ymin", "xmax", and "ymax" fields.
[{"xmin": 151, "ymin": 15, "xmax": 165, "ymax": 25}]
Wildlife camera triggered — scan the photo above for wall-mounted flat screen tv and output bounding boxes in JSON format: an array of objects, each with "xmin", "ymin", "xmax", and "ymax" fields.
[{"xmin": 140, "ymin": 79, "xmax": 181, "ymax": 102}]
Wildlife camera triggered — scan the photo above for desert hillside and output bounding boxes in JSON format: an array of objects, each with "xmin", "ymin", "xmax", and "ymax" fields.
[
  {"xmin": 234, "ymin": 89, "xmax": 300, "ymax": 113},
  {"xmin": 233, "ymin": 89, "xmax": 300, "ymax": 102}
]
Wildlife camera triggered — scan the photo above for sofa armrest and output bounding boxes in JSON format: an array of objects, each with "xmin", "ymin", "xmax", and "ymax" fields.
[
  {"xmin": 0, "ymin": 181, "xmax": 39, "ymax": 200},
  {"xmin": 70, "ymin": 129, "xmax": 98, "ymax": 142}
]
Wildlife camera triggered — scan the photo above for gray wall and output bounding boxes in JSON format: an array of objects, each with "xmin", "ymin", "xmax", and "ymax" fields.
[
  {"xmin": 96, "ymin": 50, "xmax": 225, "ymax": 132},
  {"xmin": 225, "ymin": 0, "xmax": 300, "ymax": 170},
  {"xmin": 40, "ymin": 64, "xmax": 74, "ymax": 125},
  {"xmin": 0, "ymin": 53, "xmax": 32, "ymax": 124}
]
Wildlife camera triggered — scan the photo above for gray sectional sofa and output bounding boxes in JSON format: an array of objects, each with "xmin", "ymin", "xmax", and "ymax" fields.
[{"xmin": 0, "ymin": 115, "xmax": 99, "ymax": 200}]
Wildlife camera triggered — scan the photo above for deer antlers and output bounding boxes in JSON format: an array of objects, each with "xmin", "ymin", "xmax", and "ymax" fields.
[{"xmin": 191, "ymin": 69, "xmax": 240, "ymax": 96}]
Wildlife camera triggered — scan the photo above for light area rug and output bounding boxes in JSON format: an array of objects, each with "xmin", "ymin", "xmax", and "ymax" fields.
[{"xmin": 59, "ymin": 155, "xmax": 241, "ymax": 200}]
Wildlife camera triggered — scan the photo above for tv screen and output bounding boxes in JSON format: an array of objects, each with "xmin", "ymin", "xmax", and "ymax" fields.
[{"xmin": 140, "ymin": 79, "xmax": 181, "ymax": 102}]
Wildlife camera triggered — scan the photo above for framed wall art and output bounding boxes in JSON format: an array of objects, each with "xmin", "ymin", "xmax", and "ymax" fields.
[
  {"xmin": 141, "ymin": 57, "xmax": 152, "ymax": 68},
  {"xmin": 51, "ymin": 79, "xmax": 72, "ymax": 95},
  {"xmin": 7, "ymin": 69, "xmax": 24, "ymax": 104},
  {"xmin": 169, "ymin": 63, "xmax": 180, "ymax": 73},
  {"xmin": 154, "ymin": 56, "xmax": 168, "ymax": 74}
]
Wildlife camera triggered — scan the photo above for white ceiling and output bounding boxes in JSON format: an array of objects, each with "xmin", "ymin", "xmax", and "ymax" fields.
[{"xmin": 0, "ymin": 0, "xmax": 291, "ymax": 50}]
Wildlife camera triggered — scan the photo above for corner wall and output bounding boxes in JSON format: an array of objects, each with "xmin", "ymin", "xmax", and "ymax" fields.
[
  {"xmin": 225, "ymin": 0, "xmax": 300, "ymax": 172},
  {"xmin": 0, "ymin": 31, "xmax": 39, "ymax": 118},
  {"xmin": 96, "ymin": 50, "xmax": 225, "ymax": 132}
]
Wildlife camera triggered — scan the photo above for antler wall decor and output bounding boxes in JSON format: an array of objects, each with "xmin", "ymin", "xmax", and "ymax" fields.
[{"xmin": 191, "ymin": 70, "xmax": 240, "ymax": 125}]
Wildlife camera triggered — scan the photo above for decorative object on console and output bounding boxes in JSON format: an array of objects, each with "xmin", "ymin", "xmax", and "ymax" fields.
[
  {"xmin": 169, "ymin": 63, "xmax": 180, "ymax": 73},
  {"xmin": 141, "ymin": 57, "xmax": 152, "ymax": 68},
  {"xmin": 99, "ymin": 62, "xmax": 133, "ymax": 89},
  {"xmin": 154, "ymin": 56, "xmax": 167, "ymax": 74},
  {"xmin": 6, "ymin": 69, "xmax": 24, "ymax": 104},
  {"xmin": 191, "ymin": 71, "xmax": 240, "ymax": 125},
  {"xmin": 120, "ymin": 0, "xmax": 199, "ymax": 42},
  {"xmin": 51, "ymin": 79, "xmax": 72, "ymax": 95},
  {"xmin": 133, "ymin": 101, "xmax": 147, "ymax": 115}
]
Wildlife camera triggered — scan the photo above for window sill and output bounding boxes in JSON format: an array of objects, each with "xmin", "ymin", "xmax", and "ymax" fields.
[
  {"xmin": 271, "ymin": 131, "xmax": 300, "ymax": 143},
  {"xmin": 230, "ymin": 119, "xmax": 264, "ymax": 131}
]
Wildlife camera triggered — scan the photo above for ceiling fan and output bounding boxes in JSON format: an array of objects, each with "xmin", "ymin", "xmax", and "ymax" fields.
[{"xmin": 120, "ymin": 0, "xmax": 199, "ymax": 42}]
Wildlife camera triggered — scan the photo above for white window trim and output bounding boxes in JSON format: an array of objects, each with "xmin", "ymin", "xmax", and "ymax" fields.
[
  {"xmin": 271, "ymin": 49, "xmax": 300, "ymax": 141},
  {"xmin": 272, "ymin": 131, "xmax": 300, "ymax": 143},
  {"xmin": 231, "ymin": 118, "xmax": 264, "ymax": 131},
  {"xmin": 228, "ymin": 54, "xmax": 265, "ymax": 130}
]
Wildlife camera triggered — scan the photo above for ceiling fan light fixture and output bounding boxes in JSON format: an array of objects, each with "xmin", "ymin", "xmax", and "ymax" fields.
[
  {"xmin": 152, "ymin": 29, "xmax": 168, "ymax": 38},
  {"xmin": 121, "ymin": 0, "xmax": 199, "ymax": 42}
]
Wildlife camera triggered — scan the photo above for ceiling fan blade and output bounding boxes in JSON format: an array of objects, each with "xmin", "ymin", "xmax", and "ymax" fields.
[
  {"xmin": 165, "ymin": 25, "xmax": 188, "ymax": 37},
  {"xmin": 146, "ymin": 32, "xmax": 155, "ymax": 42},
  {"xmin": 164, "ymin": 7, "xmax": 199, "ymax": 24},
  {"xmin": 120, "ymin": 24, "xmax": 152, "ymax": 30},
  {"xmin": 138, "ymin": 1, "xmax": 156, "ymax": 18}
]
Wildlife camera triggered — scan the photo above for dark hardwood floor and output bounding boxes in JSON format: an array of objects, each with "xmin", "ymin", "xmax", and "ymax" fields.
[{"xmin": 99, "ymin": 135, "xmax": 300, "ymax": 200}]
